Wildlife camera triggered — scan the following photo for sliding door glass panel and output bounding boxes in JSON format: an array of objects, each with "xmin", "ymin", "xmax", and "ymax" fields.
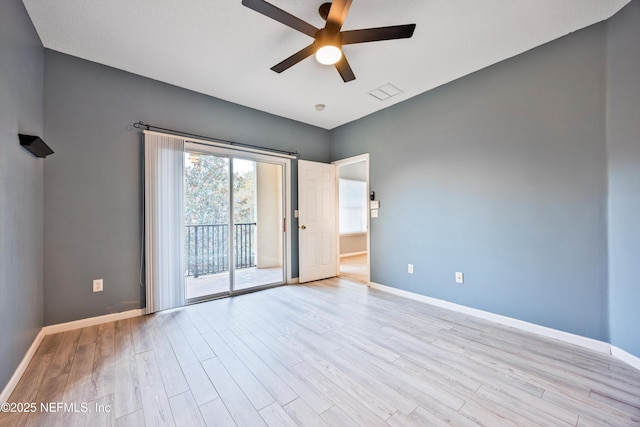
[
  {"xmin": 184, "ymin": 151, "xmax": 231, "ymax": 300},
  {"xmin": 233, "ymin": 159, "xmax": 284, "ymax": 291}
]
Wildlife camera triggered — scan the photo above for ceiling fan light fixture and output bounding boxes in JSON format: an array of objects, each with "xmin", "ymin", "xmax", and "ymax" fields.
[
  {"xmin": 242, "ymin": 0, "xmax": 416, "ymax": 82},
  {"xmin": 315, "ymin": 45, "xmax": 342, "ymax": 65}
]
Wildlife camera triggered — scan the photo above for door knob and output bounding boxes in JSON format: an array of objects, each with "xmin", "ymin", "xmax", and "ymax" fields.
[{"xmin": 300, "ymin": 225, "xmax": 306, "ymax": 230}]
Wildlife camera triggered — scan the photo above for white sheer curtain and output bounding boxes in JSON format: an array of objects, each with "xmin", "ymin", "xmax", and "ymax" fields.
[{"xmin": 144, "ymin": 131, "xmax": 185, "ymax": 314}]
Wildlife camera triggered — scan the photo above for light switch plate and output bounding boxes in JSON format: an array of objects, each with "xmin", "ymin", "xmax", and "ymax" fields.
[
  {"xmin": 93, "ymin": 279, "xmax": 104, "ymax": 292},
  {"xmin": 455, "ymin": 272, "xmax": 464, "ymax": 284},
  {"xmin": 370, "ymin": 200, "xmax": 380, "ymax": 209},
  {"xmin": 371, "ymin": 209, "xmax": 379, "ymax": 218}
]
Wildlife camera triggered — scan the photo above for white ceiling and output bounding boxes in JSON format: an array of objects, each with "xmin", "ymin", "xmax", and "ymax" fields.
[{"xmin": 23, "ymin": 0, "xmax": 629, "ymax": 130}]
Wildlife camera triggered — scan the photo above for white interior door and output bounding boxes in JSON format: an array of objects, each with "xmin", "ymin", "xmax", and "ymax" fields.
[{"xmin": 298, "ymin": 160, "xmax": 337, "ymax": 283}]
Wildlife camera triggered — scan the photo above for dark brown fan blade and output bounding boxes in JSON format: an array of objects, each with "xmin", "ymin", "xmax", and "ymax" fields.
[
  {"xmin": 271, "ymin": 44, "xmax": 317, "ymax": 73},
  {"xmin": 341, "ymin": 24, "xmax": 416, "ymax": 45},
  {"xmin": 334, "ymin": 54, "xmax": 356, "ymax": 82},
  {"xmin": 242, "ymin": 0, "xmax": 319, "ymax": 37},
  {"xmin": 326, "ymin": 0, "xmax": 353, "ymax": 31}
]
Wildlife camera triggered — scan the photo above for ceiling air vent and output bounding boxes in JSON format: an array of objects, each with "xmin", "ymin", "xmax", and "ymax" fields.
[{"xmin": 368, "ymin": 83, "xmax": 403, "ymax": 101}]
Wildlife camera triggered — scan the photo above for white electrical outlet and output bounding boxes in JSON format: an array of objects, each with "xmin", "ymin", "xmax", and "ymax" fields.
[
  {"xmin": 455, "ymin": 272, "xmax": 464, "ymax": 284},
  {"xmin": 93, "ymin": 279, "xmax": 103, "ymax": 292},
  {"xmin": 408, "ymin": 264, "xmax": 414, "ymax": 274}
]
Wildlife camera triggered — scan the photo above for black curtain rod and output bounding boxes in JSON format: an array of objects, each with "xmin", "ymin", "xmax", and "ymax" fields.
[{"xmin": 133, "ymin": 121, "xmax": 300, "ymax": 158}]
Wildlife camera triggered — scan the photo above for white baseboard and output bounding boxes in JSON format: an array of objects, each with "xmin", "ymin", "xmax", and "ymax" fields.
[
  {"xmin": 340, "ymin": 251, "xmax": 367, "ymax": 258},
  {"xmin": 369, "ymin": 282, "xmax": 613, "ymax": 355},
  {"xmin": 1, "ymin": 309, "xmax": 144, "ymax": 403},
  {"xmin": 611, "ymin": 345, "xmax": 640, "ymax": 372},
  {"xmin": 43, "ymin": 308, "xmax": 145, "ymax": 335},
  {"xmin": 0, "ymin": 329, "xmax": 45, "ymax": 404},
  {"xmin": 288, "ymin": 277, "xmax": 299, "ymax": 284}
]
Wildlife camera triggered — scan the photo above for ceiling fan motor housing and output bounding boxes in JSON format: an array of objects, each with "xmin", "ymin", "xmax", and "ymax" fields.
[{"xmin": 314, "ymin": 28, "xmax": 343, "ymax": 50}]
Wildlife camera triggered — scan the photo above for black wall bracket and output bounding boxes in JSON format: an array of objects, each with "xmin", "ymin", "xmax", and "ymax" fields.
[{"xmin": 19, "ymin": 134, "xmax": 54, "ymax": 158}]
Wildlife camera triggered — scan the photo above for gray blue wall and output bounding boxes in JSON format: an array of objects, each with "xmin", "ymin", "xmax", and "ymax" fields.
[
  {"xmin": 332, "ymin": 23, "xmax": 610, "ymax": 341},
  {"xmin": 606, "ymin": 0, "xmax": 640, "ymax": 357},
  {"xmin": 0, "ymin": 0, "xmax": 44, "ymax": 391},
  {"xmin": 43, "ymin": 51, "xmax": 331, "ymax": 325}
]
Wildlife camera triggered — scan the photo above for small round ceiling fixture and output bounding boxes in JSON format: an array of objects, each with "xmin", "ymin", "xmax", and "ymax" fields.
[{"xmin": 315, "ymin": 104, "xmax": 326, "ymax": 111}]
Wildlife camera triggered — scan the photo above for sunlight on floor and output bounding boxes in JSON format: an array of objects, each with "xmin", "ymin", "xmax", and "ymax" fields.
[
  {"xmin": 339, "ymin": 253, "xmax": 368, "ymax": 284},
  {"xmin": 186, "ymin": 266, "xmax": 283, "ymax": 299}
]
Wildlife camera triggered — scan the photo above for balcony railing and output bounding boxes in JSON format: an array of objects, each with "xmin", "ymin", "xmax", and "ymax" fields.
[{"xmin": 185, "ymin": 223, "xmax": 256, "ymax": 277}]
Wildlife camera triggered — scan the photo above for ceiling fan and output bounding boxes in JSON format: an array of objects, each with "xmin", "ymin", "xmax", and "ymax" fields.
[{"xmin": 241, "ymin": 0, "xmax": 416, "ymax": 82}]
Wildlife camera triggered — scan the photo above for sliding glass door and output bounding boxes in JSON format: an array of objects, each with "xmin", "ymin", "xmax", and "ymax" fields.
[
  {"xmin": 233, "ymin": 159, "xmax": 284, "ymax": 291},
  {"xmin": 184, "ymin": 152, "xmax": 230, "ymax": 299},
  {"xmin": 183, "ymin": 144, "xmax": 286, "ymax": 302}
]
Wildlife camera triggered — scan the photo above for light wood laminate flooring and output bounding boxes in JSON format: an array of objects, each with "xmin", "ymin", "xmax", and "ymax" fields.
[{"xmin": 2, "ymin": 278, "xmax": 639, "ymax": 426}]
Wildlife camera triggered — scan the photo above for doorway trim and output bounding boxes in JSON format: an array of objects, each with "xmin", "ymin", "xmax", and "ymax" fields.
[{"xmin": 332, "ymin": 153, "xmax": 371, "ymax": 285}]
